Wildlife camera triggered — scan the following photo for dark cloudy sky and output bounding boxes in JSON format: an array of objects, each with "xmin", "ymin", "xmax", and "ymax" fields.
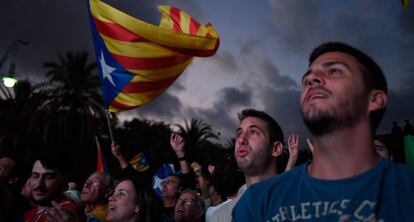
[{"xmin": 1, "ymin": 0, "xmax": 413, "ymax": 143}]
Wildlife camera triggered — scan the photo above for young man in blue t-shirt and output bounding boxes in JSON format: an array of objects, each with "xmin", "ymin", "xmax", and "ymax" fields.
[{"xmin": 233, "ymin": 42, "xmax": 414, "ymax": 221}]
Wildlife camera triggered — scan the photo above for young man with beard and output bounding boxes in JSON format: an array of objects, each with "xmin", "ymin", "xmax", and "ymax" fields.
[
  {"xmin": 81, "ymin": 171, "xmax": 115, "ymax": 222},
  {"xmin": 233, "ymin": 42, "xmax": 414, "ymax": 221},
  {"xmin": 209, "ymin": 108, "xmax": 285, "ymax": 221},
  {"xmin": 23, "ymin": 153, "xmax": 85, "ymax": 222}
]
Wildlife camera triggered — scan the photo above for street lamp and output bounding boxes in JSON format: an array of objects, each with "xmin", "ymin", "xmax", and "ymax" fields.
[
  {"xmin": 0, "ymin": 40, "xmax": 29, "ymax": 88},
  {"xmin": 3, "ymin": 62, "xmax": 18, "ymax": 88}
]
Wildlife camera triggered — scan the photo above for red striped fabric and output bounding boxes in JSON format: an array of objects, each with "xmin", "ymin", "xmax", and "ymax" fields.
[
  {"xmin": 112, "ymin": 53, "xmax": 192, "ymax": 70},
  {"xmin": 122, "ymin": 75, "xmax": 180, "ymax": 93},
  {"xmin": 93, "ymin": 17, "xmax": 147, "ymax": 42}
]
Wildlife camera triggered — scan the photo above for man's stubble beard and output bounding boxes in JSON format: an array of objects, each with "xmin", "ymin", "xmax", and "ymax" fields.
[{"xmin": 302, "ymin": 92, "xmax": 368, "ymax": 136}]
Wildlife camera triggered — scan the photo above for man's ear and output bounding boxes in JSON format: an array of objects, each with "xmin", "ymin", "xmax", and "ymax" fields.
[
  {"xmin": 368, "ymin": 90, "xmax": 387, "ymax": 112},
  {"xmin": 271, "ymin": 141, "xmax": 283, "ymax": 158}
]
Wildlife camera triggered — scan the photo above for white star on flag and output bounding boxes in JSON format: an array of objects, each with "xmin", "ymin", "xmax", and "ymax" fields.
[{"xmin": 99, "ymin": 51, "xmax": 116, "ymax": 86}]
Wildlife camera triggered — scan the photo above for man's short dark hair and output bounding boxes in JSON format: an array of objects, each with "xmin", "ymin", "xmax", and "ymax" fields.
[
  {"xmin": 238, "ymin": 109, "xmax": 284, "ymax": 144},
  {"xmin": 309, "ymin": 42, "xmax": 388, "ymax": 131},
  {"xmin": 33, "ymin": 149, "xmax": 70, "ymax": 176}
]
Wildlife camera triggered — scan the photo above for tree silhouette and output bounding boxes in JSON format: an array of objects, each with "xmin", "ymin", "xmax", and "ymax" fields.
[
  {"xmin": 177, "ymin": 119, "xmax": 219, "ymax": 162},
  {"xmin": 40, "ymin": 51, "xmax": 105, "ymax": 148}
]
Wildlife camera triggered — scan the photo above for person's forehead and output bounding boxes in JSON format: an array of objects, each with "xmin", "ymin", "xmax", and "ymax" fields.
[
  {"xmin": 239, "ymin": 116, "xmax": 267, "ymax": 128},
  {"xmin": 88, "ymin": 172, "xmax": 105, "ymax": 182},
  {"xmin": 180, "ymin": 192, "xmax": 195, "ymax": 199},
  {"xmin": 32, "ymin": 160, "xmax": 57, "ymax": 174},
  {"xmin": 116, "ymin": 180, "xmax": 134, "ymax": 191},
  {"xmin": 166, "ymin": 175, "xmax": 180, "ymax": 182},
  {"xmin": 310, "ymin": 51, "xmax": 359, "ymax": 68}
]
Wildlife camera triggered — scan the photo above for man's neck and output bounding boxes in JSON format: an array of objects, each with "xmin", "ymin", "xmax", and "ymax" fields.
[
  {"xmin": 245, "ymin": 165, "xmax": 277, "ymax": 186},
  {"xmin": 308, "ymin": 121, "xmax": 379, "ymax": 180}
]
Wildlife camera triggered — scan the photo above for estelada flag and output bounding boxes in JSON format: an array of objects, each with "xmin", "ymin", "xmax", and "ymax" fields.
[{"xmin": 88, "ymin": 0, "xmax": 220, "ymax": 112}]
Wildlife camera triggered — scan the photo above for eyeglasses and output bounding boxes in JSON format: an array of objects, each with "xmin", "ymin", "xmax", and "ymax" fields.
[
  {"xmin": 84, "ymin": 180, "xmax": 102, "ymax": 188},
  {"xmin": 176, "ymin": 198, "xmax": 196, "ymax": 206},
  {"xmin": 161, "ymin": 179, "xmax": 178, "ymax": 186}
]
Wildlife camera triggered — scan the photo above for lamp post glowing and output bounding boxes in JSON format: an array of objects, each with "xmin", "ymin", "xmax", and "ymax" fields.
[
  {"xmin": 3, "ymin": 77, "xmax": 17, "ymax": 88},
  {"xmin": 0, "ymin": 40, "xmax": 29, "ymax": 89}
]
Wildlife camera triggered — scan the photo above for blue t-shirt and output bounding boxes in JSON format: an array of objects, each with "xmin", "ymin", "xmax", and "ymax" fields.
[{"xmin": 232, "ymin": 158, "xmax": 414, "ymax": 222}]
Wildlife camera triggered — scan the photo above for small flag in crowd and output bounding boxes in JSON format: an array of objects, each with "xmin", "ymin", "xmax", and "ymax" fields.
[
  {"xmin": 129, "ymin": 152, "xmax": 150, "ymax": 172},
  {"xmin": 152, "ymin": 164, "xmax": 179, "ymax": 196},
  {"xmin": 88, "ymin": 0, "xmax": 220, "ymax": 112},
  {"xmin": 95, "ymin": 136, "xmax": 108, "ymax": 172}
]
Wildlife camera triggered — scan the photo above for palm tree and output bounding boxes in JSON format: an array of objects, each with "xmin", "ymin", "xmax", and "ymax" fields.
[
  {"xmin": 40, "ymin": 51, "xmax": 105, "ymax": 148},
  {"xmin": 176, "ymin": 119, "xmax": 219, "ymax": 162}
]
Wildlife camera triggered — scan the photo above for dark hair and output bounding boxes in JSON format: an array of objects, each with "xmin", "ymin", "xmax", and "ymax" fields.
[
  {"xmin": 374, "ymin": 135, "xmax": 392, "ymax": 155},
  {"xmin": 119, "ymin": 176, "xmax": 163, "ymax": 222},
  {"xmin": 34, "ymin": 149, "xmax": 71, "ymax": 176},
  {"xmin": 238, "ymin": 109, "xmax": 284, "ymax": 144},
  {"xmin": 309, "ymin": 42, "xmax": 388, "ymax": 131}
]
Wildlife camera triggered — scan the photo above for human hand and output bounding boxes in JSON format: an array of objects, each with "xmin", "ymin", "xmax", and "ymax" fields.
[
  {"xmin": 42, "ymin": 201, "xmax": 79, "ymax": 222},
  {"xmin": 288, "ymin": 133, "xmax": 299, "ymax": 160},
  {"xmin": 111, "ymin": 143, "xmax": 123, "ymax": 159},
  {"xmin": 20, "ymin": 177, "xmax": 33, "ymax": 199},
  {"xmin": 170, "ymin": 133, "xmax": 185, "ymax": 158}
]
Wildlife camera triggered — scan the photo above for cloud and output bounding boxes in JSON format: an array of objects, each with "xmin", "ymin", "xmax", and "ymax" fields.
[
  {"xmin": 128, "ymin": 91, "xmax": 183, "ymax": 120},
  {"xmin": 206, "ymin": 50, "xmax": 239, "ymax": 74},
  {"xmin": 380, "ymin": 64, "xmax": 414, "ymax": 133},
  {"xmin": 181, "ymin": 85, "xmax": 253, "ymax": 141},
  {"xmin": 236, "ymin": 39, "xmax": 299, "ymax": 92}
]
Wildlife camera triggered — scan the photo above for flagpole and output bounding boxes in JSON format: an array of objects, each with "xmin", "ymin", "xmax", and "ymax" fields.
[{"xmin": 106, "ymin": 110, "xmax": 115, "ymax": 144}]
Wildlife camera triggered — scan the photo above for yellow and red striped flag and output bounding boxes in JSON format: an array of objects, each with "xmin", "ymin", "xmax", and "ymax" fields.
[
  {"xmin": 88, "ymin": 0, "xmax": 220, "ymax": 112},
  {"xmin": 95, "ymin": 136, "xmax": 107, "ymax": 172}
]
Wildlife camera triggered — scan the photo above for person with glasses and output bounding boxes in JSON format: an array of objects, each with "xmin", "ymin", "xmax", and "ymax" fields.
[
  {"xmin": 175, "ymin": 189, "xmax": 205, "ymax": 222},
  {"xmin": 80, "ymin": 171, "xmax": 115, "ymax": 221},
  {"xmin": 161, "ymin": 174, "xmax": 182, "ymax": 222}
]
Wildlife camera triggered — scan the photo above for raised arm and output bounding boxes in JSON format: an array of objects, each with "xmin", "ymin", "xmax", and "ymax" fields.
[
  {"xmin": 170, "ymin": 133, "xmax": 190, "ymax": 174},
  {"xmin": 111, "ymin": 143, "xmax": 129, "ymax": 169},
  {"xmin": 285, "ymin": 133, "xmax": 299, "ymax": 172}
]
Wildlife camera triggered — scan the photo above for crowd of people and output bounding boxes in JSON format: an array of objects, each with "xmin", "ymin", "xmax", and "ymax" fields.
[{"xmin": 0, "ymin": 41, "xmax": 413, "ymax": 222}]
